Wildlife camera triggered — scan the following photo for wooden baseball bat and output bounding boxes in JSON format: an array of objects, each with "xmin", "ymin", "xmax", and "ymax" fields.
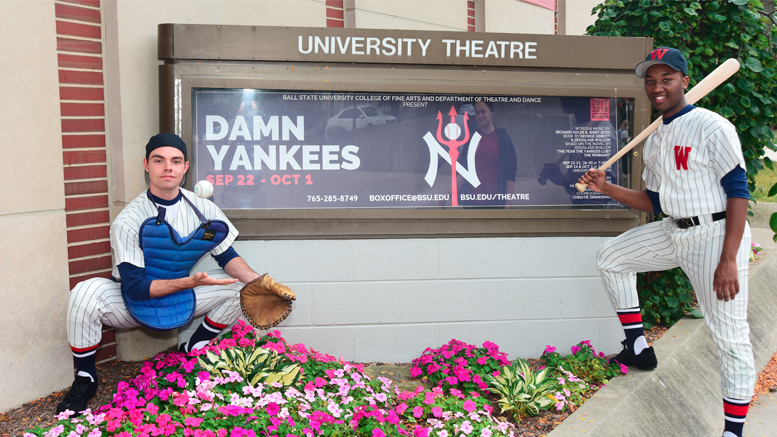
[{"xmin": 575, "ymin": 58, "xmax": 741, "ymax": 192}]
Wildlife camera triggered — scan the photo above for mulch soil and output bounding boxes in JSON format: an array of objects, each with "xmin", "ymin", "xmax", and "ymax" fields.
[{"xmin": 3, "ymin": 325, "xmax": 776, "ymax": 437}]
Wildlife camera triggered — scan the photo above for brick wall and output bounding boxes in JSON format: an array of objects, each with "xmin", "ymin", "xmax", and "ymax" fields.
[
  {"xmin": 326, "ymin": 0, "xmax": 344, "ymax": 27},
  {"xmin": 56, "ymin": 0, "xmax": 115, "ymax": 363},
  {"xmin": 468, "ymin": 0, "xmax": 475, "ymax": 31}
]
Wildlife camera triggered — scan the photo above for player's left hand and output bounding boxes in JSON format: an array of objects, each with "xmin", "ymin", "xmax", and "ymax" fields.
[{"xmin": 713, "ymin": 258, "xmax": 739, "ymax": 301}]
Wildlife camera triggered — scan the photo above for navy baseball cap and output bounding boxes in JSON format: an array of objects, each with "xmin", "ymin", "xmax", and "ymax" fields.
[
  {"xmin": 145, "ymin": 133, "xmax": 188, "ymax": 161},
  {"xmin": 635, "ymin": 47, "xmax": 688, "ymax": 78}
]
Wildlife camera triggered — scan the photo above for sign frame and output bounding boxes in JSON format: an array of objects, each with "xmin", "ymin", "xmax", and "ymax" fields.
[{"xmin": 159, "ymin": 24, "xmax": 654, "ymax": 240}]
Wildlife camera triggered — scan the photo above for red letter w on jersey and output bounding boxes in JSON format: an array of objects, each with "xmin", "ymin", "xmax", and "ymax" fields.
[
  {"xmin": 674, "ymin": 145, "xmax": 692, "ymax": 170},
  {"xmin": 651, "ymin": 48, "xmax": 668, "ymax": 59}
]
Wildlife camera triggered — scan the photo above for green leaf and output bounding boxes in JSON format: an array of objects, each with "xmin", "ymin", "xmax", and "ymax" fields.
[
  {"xmin": 689, "ymin": 309, "xmax": 704, "ymax": 319},
  {"xmin": 659, "ymin": 21, "xmax": 671, "ymax": 32},
  {"xmin": 744, "ymin": 57, "xmax": 763, "ymax": 72},
  {"xmin": 719, "ymin": 107, "xmax": 735, "ymax": 117},
  {"xmin": 736, "ymin": 78, "xmax": 754, "ymax": 93},
  {"xmin": 767, "ymin": 182, "xmax": 777, "ymax": 197},
  {"xmin": 740, "ymin": 96, "xmax": 752, "ymax": 108},
  {"xmin": 684, "ymin": 8, "xmax": 698, "ymax": 15},
  {"xmin": 729, "ymin": 0, "xmax": 750, "ymax": 4},
  {"xmin": 770, "ymin": 212, "xmax": 777, "ymax": 233}
]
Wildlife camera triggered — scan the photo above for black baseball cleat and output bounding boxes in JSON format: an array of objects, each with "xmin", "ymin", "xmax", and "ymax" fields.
[
  {"xmin": 612, "ymin": 340, "xmax": 658, "ymax": 371},
  {"xmin": 56, "ymin": 375, "xmax": 98, "ymax": 415}
]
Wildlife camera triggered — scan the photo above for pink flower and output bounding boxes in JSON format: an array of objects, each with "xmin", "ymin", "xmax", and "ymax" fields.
[
  {"xmin": 372, "ymin": 429, "xmax": 386, "ymax": 437},
  {"xmin": 544, "ymin": 345, "xmax": 556, "ymax": 355},
  {"xmin": 431, "ymin": 407, "xmax": 443, "ymax": 418},
  {"xmin": 266, "ymin": 403, "xmax": 281, "ymax": 416},
  {"xmin": 445, "ymin": 376, "xmax": 459, "ymax": 386},
  {"xmin": 314, "ymin": 377, "xmax": 327, "ymax": 388},
  {"xmin": 414, "ymin": 426, "xmax": 429, "ymax": 437},
  {"xmin": 476, "ymin": 356, "xmax": 488, "ymax": 365},
  {"xmin": 483, "ymin": 404, "xmax": 493, "ymax": 415},
  {"xmin": 449, "ymin": 389, "xmax": 464, "ymax": 399},
  {"xmin": 185, "ymin": 417, "xmax": 204, "ymax": 427},
  {"xmin": 410, "ymin": 367, "xmax": 422, "ymax": 377},
  {"xmin": 413, "ymin": 406, "xmax": 424, "ymax": 418},
  {"xmin": 462, "ymin": 399, "xmax": 477, "ymax": 412},
  {"xmin": 571, "ymin": 345, "xmax": 581, "ymax": 355},
  {"xmin": 460, "ymin": 421, "xmax": 473, "ymax": 435},
  {"xmin": 620, "ymin": 363, "xmax": 628, "ymax": 374},
  {"xmin": 396, "ymin": 403, "xmax": 408, "ymax": 415}
]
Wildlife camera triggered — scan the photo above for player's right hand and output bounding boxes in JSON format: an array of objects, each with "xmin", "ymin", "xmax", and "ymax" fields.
[
  {"xmin": 577, "ymin": 169, "xmax": 607, "ymax": 192},
  {"xmin": 191, "ymin": 271, "xmax": 239, "ymax": 288}
]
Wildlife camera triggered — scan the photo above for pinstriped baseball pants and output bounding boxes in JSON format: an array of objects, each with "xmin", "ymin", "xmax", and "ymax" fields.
[
  {"xmin": 66, "ymin": 269, "xmax": 244, "ymax": 350},
  {"xmin": 597, "ymin": 218, "xmax": 754, "ymax": 399}
]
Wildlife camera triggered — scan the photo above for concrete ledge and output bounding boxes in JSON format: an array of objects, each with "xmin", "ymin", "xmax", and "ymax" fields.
[{"xmin": 549, "ymin": 227, "xmax": 777, "ymax": 436}]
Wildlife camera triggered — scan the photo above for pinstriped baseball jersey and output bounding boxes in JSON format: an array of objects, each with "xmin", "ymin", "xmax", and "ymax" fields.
[
  {"xmin": 110, "ymin": 188, "xmax": 238, "ymax": 279},
  {"xmin": 642, "ymin": 107, "xmax": 745, "ymax": 218}
]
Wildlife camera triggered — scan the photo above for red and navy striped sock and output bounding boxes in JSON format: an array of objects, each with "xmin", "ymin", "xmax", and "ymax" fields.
[
  {"xmin": 616, "ymin": 307, "xmax": 648, "ymax": 354},
  {"xmin": 722, "ymin": 397, "xmax": 749, "ymax": 437},
  {"xmin": 71, "ymin": 345, "xmax": 98, "ymax": 382},
  {"xmin": 183, "ymin": 316, "xmax": 228, "ymax": 353}
]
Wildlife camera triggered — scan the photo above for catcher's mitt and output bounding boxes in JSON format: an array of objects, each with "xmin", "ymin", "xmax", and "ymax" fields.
[{"xmin": 239, "ymin": 274, "xmax": 296, "ymax": 330}]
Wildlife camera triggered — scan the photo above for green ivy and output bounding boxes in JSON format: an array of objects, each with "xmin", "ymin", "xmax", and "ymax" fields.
[
  {"xmin": 588, "ymin": 0, "xmax": 777, "ymax": 326},
  {"xmin": 588, "ymin": 0, "xmax": 777, "ymax": 225},
  {"xmin": 636, "ymin": 267, "xmax": 702, "ymax": 328}
]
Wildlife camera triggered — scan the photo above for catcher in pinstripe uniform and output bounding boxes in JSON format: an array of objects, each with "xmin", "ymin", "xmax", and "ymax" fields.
[
  {"xmin": 578, "ymin": 48, "xmax": 754, "ymax": 437},
  {"xmin": 58, "ymin": 133, "xmax": 265, "ymax": 415}
]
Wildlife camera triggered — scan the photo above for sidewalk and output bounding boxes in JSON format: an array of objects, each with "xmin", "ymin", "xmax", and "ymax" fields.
[{"xmin": 548, "ymin": 226, "xmax": 777, "ymax": 437}]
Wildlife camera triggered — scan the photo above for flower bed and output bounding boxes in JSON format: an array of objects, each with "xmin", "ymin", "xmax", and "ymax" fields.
[{"xmin": 25, "ymin": 322, "xmax": 626, "ymax": 437}]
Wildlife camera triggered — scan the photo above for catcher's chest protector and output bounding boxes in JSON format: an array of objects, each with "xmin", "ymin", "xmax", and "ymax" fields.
[{"xmin": 124, "ymin": 192, "xmax": 229, "ymax": 330}]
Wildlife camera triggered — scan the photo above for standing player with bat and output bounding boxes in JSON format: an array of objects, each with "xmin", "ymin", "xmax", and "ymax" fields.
[{"xmin": 578, "ymin": 48, "xmax": 753, "ymax": 437}]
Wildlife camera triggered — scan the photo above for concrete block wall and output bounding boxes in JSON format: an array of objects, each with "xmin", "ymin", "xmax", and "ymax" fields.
[{"xmin": 186, "ymin": 236, "xmax": 624, "ymax": 363}]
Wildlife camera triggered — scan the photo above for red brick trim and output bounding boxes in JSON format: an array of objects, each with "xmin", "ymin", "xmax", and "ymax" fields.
[
  {"xmin": 55, "ymin": 3, "xmax": 101, "ymax": 23},
  {"xmin": 57, "ymin": 37, "xmax": 102, "ymax": 54},
  {"xmin": 57, "ymin": 0, "xmax": 114, "ymax": 361},
  {"xmin": 65, "ymin": 195, "xmax": 109, "ymax": 212},
  {"xmin": 61, "ymin": 102, "xmax": 105, "ymax": 117},
  {"xmin": 60, "ymin": 87, "xmax": 104, "ymax": 101},
  {"xmin": 59, "ymin": 69, "xmax": 104, "ymax": 85},
  {"xmin": 67, "ymin": 226, "xmax": 111, "ymax": 244},
  {"xmin": 468, "ymin": 1, "xmax": 476, "ymax": 32},
  {"xmin": 61, "ymin": 118, "xmax": 105, "ymax": 133},
  {"xmin": 56, "ymin": 20, "xmax": 102, "ymax": 39},
  {"xmin": 64, "ymin": 180, "xmax": 109, "ymax": 196},
  {"xmin": 60, "ymin": 0, "xmax": 101, "ymax": 7},
  {"xmin": 326, "ymin": 0, "xmax": 345, "ymax": 28},
  {"xmin": 66, "ymin": 210, "xmax": 110, "ymax": 227},
  {"xmin": 58, "ymin": 54, "xmax": 102, "ymax": 70},
  {"xmin": 62, "ymin": 134, "xmax": 105, "ymax": 148},
  {"xmin": 68, "ymin": 241, "xmax": 111, "ymax": 259},
  {"xmin": 64, "ymin": 164, "xmax": 107, "ymax": 180}
]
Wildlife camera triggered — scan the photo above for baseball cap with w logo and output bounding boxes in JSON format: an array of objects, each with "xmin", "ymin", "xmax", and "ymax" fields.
[{"xmin": 635, "ymin": 47, "xmax": 688, "ymax": 78}]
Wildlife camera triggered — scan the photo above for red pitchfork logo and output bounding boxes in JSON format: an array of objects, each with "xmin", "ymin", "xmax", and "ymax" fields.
[{"xmin": 435, "ymin": 106, "xmax": 470, "ymax": 206}]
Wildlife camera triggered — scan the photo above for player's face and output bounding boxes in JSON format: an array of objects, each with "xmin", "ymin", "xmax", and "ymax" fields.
[
  {"xmin": 474, "ymin": 101, "xmax": 494, "ymax": 131},
  {"xmin": 144, "ymin": 146, "xmax": 189, "ymax": 199},
  {"xmin": 643, "ymin": 64, "xmax": 689, "ymax": 118}
]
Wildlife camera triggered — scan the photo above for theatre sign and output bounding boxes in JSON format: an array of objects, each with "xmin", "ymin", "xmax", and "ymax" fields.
[{"xmin": 158, "ymin": 24, "xmax": 653, "ymax": 238}]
